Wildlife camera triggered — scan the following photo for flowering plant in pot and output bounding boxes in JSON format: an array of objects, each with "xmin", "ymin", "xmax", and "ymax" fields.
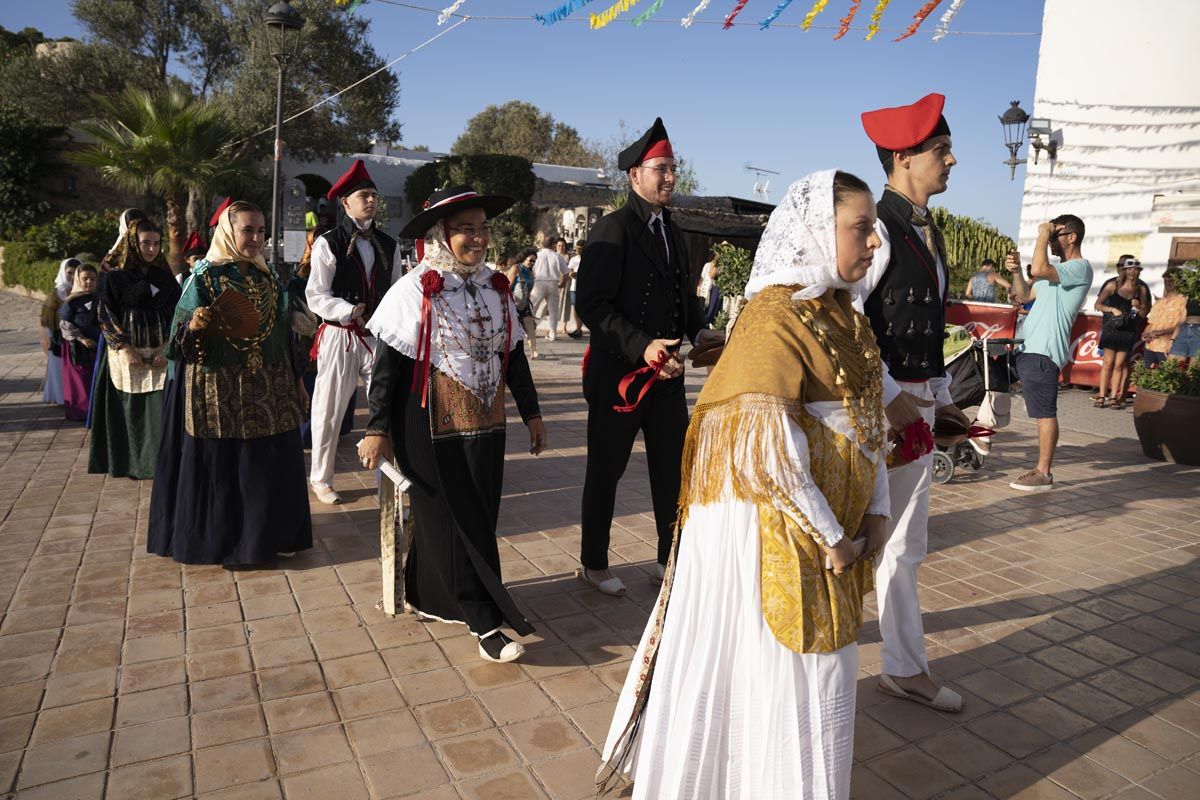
[{"xmin": 1130, "ymin": 356, "xmax": 1200, "ymax": 465}]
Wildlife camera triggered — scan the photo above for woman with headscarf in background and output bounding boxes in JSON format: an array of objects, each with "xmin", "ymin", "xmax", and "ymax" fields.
[
  {"xmin": 148, "ymin": 201, "xmax": 311, "ymax": 565},
  {"xmin": 358, "ymin": 185, "xmax": 546, "ymax": 663},
  {"xmin": 598, "ymin": 171, "xmax": 889, "ymax": 799},
  {"xmin": 39, "ymin": 257, "xmax": 78, "ymax": 404},
  {"xmin": 89, "ymin": 219, "xmax": 180, "ymax": 478},
  {"xmin": 87, "ymin": 209, "xmax": 147, "ymax": 428},
  {"xmin": 59, "ymin": 263, "xmax": 101, "ymax": 421}
]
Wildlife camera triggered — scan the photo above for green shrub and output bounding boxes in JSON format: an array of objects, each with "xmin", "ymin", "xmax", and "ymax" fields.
[
  {"xmin": 0, "ymin": 240, "xmax": 60, "ymax": 294},
  {"xmin": 1132, "ymin": 357, "xmax": 1200, "ymax": 397},
  {"xmin": 17, "ymin": 208, "xmax": 121, "ymax": 261},
  {"xmin": 1177, "ymin": 261, "xmax": 1200, "ymax": 303},
  {"xmin": 712, "ymin": 241, "xmax": 754, "ymax": 301}
]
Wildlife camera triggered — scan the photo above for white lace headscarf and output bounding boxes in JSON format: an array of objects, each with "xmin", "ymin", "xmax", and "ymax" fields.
[
  {"xmin": 744, "ymin": 169, "xmax": 861, "ymax": 302},
  {"xmin": 421, "ymin": 219, "xmax": 480, "ymax": 276},
  {"xmin": 54, "ymin": 258, "xmax": 77, "ymax": 300}
]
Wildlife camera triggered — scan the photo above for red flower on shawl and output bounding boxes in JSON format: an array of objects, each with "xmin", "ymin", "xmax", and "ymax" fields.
[
  {"xmin": 420, "ymin": 270, "xmax": 444, "ymax": 296},
  {"xmin": 900, "ymin": 419, "xmax": 935, "ymax": 462},
  {"xmin": 491, "ymin": 272, "xmax": 510, "ymax": 294}
]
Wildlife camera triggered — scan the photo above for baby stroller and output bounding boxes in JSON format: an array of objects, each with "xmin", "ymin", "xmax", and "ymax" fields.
[{"xmin": 933, "ymin": 331, "xmax": 1021, "ymax": 484}]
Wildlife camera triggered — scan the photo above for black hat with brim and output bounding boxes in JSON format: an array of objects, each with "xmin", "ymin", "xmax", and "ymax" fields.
[
  {"xmin": 400, "ymin": 185, "xmax": 515, "ymax": 240},
  {"xmin": 618, "ymin": 117, "xmax": 671, "ymax": 172}
]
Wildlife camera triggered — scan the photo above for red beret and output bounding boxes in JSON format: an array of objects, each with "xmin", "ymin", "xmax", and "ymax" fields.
[
  {"xmin": 327, "ymin": 159, "xmax": 376, "ymax": 201},
  {"xmin": 208, "ymin": 197, "xmax": 232, "ymax": 228},
  {"xmin": 861, "ymin": 93, "xmax": 950, "ymax": 152},
  {"xmin": 183, "ymin": 231, "xmax": 204, "ymax": 253}
]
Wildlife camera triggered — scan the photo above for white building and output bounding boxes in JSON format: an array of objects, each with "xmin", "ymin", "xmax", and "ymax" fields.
[{"xmin": 1018, "ymin": 0, "xmax": 1200, "ymax": 299}]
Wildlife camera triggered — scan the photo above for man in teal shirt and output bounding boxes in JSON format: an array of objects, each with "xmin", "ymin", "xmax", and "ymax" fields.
[{"xmin": 1005, "ymin": 214, "xmax": 1093, "ymax": 491}]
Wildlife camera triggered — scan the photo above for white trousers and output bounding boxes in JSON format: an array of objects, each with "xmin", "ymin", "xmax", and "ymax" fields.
[
  {"xmin": 875, "ymin": 379, "xmax": 934, "ymax": 678},
  {"xmin": 309, "ymin": 325, "xmax": 376, "ymax": 488},
  {"xmin": 529, "ymin": 280, "xmax": 560, "ymax": 336}
]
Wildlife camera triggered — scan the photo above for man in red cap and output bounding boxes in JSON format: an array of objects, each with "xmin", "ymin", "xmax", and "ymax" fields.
[
  {"xmin": 574, "ymin": 118, "xmax": 708, "ymax": 595},
  {"xmin": 305, "ymin": 158, "xmax": 404, "ymax": 504},
  {"xmin": 858, "ymin": 93, "xmax": 970, "ymax": 712}
]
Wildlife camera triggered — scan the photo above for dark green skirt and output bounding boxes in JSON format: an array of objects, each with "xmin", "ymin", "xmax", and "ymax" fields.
[{"xmin": 88, "ymin": 348, "xmax": 163, "ymax": 480}]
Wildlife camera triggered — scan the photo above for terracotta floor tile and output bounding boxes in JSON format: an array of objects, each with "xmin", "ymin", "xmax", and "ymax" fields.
[
  {"xmin": 435, "ymin": 728, "xmax": 519, "ymax": 779},
  {"xmin": 11, "ymin": 772, "xmax": 106, "ymax": 800},
  {"xmin": 504, "ymin": 715, "xmax": 589, "ymax": 762},
  {"xmin": 1141, "ymin": 763, "xmax": 1198, "ymax": 799},
  {"xmin": 115, "ymin": 683, "xmax": 188, "ymax": 727},
  {"xmin": 123, "ymin": 631, "xmax": 185, "ymax": 663},
  {"xmin": 0, "ymin": 712, "xmax": 34, "ymax": 754},
  {"xmin": 538, "ymin": 670, "xmax": 613, "ymax": 710},
  {"xmin": 245, "ymin": 614, "xmax": 306, "ymax": 644},
  {"xmin": 194, "ymin": 704, "xmax": 269, "ymax": 748},
  {"xmin": 956, "ymin": 668, "xmax": 1037, "ymax": 708},
  {"xmin": 381, "ymin": 642, "xmax": 451, "ymax": 677},
  {"xmin": 918, "ymin": 727, "xmax": 1013, "ymax": 780},
  {"xmin": 15, "ymin": 731, "xmax": 110, "ymax": 790},
  {"xmin": 967, "ymin": 712, "xmax": 1057, "ymax": 759},
  {"xmin": 262, "ymin": 690, "xmax": 339, "ymax": 734},
  {"xmin": 333, "ymin": 678, "xmax": 406, "ymax": 720},
  {"xmin": 0, "ymin": 652, "xmax": 54, "ymax": 685},
  {"xmin": 187, "ymin": 623, "xmax": 248, "ymax": 652},
  {"xmin": 530, "ymin": 748, "xmax": 604, "ymax": 800},
  {"xmin": 360, "ymin": 743, "xmax": 448, "ymax": 798},
  {"xmin": 414, "ymin": 696, "xmax": 491, "ymax": 740},
  {"xmin": 311, "ymin": 627, "xmax": 376, "ymax": 660},
  {"xmin": 868, "ymin": 746, "xmax": 965, "ymax": 799},
  {"xmin": 195, "ymin": 779, "xmax": 284, "ymax": 799},
  {"xmin": 324, "ymin": 652, "xmax": 389, "ymax": 689},
  {"xmin": 109, "ymin": 752, "xmax": 193, "ymax": 798},
  {"xmin": 236, "ymin": 576, "xmax": 292, "ymax": 599},
  {"xmin": 273, "ymin": 723, "xmax": 354, "ymax": 773},
  {"xmin": 248, "ymin": 636, "xmax": 315, "ymax": 670},
  {"xmin": 1011, "ymin": 697, "xmax": 1097, "ymax": 740},
  {"xmin": 280, "ymin": 761, "xmax": 370, "ymax": 800},
  {"xmin": 1069, "ymin": 732, "xmax": 1169, "ymax": 781},
  {"xmin": 1027, "ymin": 746, "xmax": 1130, "ymax": 800},
  {"xmin": 256, "ymin": 662, "xmax": 325, "ymax": 701},
  {"xmin": 1115, "ymin": 712, "xmax": 1200, "ymax": 760},
  {"xmin": 865, "ymin": 697, "xmax": 957, "ymax": 741},
  {"xmin": 459, "ymin": 769, "xmax": 550, "ymax": 800},
  {"xmin": 346, "ymin": 710, "xmax": 425, "ymax": 757},
  {"xmin": 193, "ymin": 738, "xmax": 276, "ymax": 794},
  {"xmin": 479, "ymin": 682, "xmax": 555, "ymax": 725},
  {"xmin": 187, "ymin": 646, "xmax": 254, "ymax": 682},
  {"xmin": 301, "ymin": 605, "xmax": 360, "ymax": 634},
  {"xmin": 41, "ymin": 666, "xmax": 116, "ymax": 708},
  {"xmin": 31, "ymin": 696, "xmax": 114, "ymax": 744},
  {"xmin": 120, "ymin": 657, "xmax": 187, "ymax": 693},
  {"xmin": 396, "ymin": 667, "xmax": 469, "ymax": 708},
  {"xmin": 190, "ymin": 673, "xmax": 260, "ymax": 713},
  {"xmin": 241, "ymin": 594, "xmax": 299, "ymax": 621},
  {"xmin": 0, "ymin": 681, "xmax": 43, "ymax": 718}
]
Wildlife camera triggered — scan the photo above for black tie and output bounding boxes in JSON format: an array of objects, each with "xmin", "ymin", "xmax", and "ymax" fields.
[{"xmin": 651, "ymin": 217, "xmax": 669, "ymax": 266}]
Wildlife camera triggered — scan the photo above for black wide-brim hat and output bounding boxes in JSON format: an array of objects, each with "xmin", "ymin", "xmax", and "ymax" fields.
[{"xmin": 400, "ymin": 185, "xmax": 515, "ymax": 239}]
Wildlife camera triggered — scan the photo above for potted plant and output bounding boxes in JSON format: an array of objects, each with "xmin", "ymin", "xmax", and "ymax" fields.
[{"xmin": 1131, "ymin": 263, "xmax": 1200, "ymax": 465}]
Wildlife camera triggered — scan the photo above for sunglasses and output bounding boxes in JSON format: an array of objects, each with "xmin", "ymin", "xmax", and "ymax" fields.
[{"xmin": 1120, "ymin": 260, "xmax": 1142, "ymax": 269}]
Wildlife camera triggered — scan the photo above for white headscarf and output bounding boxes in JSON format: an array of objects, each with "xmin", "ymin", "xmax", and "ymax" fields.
[
  {"xmin": 744, "ymin": 170, "xmax": 861, "ymax": 302},
  {"xmin": 54, "ymin": 258, "xmax": 78, "ymax": 300}
]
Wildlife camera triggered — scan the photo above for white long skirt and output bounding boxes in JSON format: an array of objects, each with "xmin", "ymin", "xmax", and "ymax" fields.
[{"xmin": 601, "ymin": 499, "xmax": 858, "ymax": 800}]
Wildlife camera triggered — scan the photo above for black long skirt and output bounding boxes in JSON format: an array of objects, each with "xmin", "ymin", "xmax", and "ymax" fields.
[
  {"xmin": 395, "ymin": 370, "xmax": 533, "ymax": 638},
  {"xmin": 147, "ymin": 366, "xmax": 313, "ymax": 565}
]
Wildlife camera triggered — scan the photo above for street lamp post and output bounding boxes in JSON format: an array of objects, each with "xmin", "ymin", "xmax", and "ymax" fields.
[
  {"xmin": 999, "ymin": 100, "xmax": 1030, "ymax": 181},
  {"xmin": 265, "ymin": 1, "xmax": 304, "ymax": 277}
]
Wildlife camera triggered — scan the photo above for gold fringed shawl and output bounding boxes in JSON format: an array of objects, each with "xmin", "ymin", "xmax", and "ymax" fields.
[{"xmin": 679, "ymin": 284, "xmax": 882, "ymax": 653}]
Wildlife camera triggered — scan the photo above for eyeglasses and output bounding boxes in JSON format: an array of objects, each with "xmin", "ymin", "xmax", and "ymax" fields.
[
  {"xmin": 637, "ymin": 165, "xmax": 679, "ymax": 177},
  {"xmin": 447, "ymin": 224, "xmax": 492, "ymax": 238}
]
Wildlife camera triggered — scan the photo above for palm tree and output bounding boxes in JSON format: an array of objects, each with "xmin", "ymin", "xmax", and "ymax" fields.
[{"xmin": 71, "ymin": 87, "xmax": 259, "ymax": 270}]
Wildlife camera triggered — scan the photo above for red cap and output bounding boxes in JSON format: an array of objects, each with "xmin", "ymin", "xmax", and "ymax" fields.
[
  {"xmin": 641, "ymin": 139, "xmax": 674, "ymax": 163},
  {"xmin": 208, "ymin": 197, "xmax": 232, "ymax": 228},
  {"xmin": 327, "ymin": 159, "xmax": 376, "ymax": 201},
  {"xmin": 183, "ymin": 231, "xmax": 204, "ymax": 253},
  {"xmin": 861, "ymin": 93, "xmax": 949, "ymax": 151}
]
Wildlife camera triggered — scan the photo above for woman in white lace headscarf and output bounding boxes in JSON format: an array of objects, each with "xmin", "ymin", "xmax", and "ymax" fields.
[{"xmin": 598, "ymin": 170, "xmax": 888, "ymax": 800}]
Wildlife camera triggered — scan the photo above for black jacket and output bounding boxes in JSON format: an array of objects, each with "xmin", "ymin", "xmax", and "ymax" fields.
[{"xmin": 575, "ymin": 192, "xmax": 706, "ymax": 373}]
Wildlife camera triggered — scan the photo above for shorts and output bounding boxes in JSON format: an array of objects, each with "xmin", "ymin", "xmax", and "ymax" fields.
[
  {"xmin": 1016, "ymin": 352, "xmax": 1061, "ymax": 419},
  {"xmin": 1169, "ymin": 322, "xmax": 1200, "ymax": 358}
]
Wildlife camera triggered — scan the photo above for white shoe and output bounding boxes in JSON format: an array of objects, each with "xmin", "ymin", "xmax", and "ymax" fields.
[
  {"xmin": 478, "ymin": 631, "xmax": 524, "ymax": 663},
  {"xmin": 576, "ymin": 567, "xmax": 626, "ymax": 596},
  {"xmin": 311, "ymin": 483, "xmax": 342, "ymax": 504},
  {"xmin": 547, "ymin": 332, "xmax": 556, "ymax": 342},
  {"xmin": 650, "ymin": 563, "xmax": 666, "ymax": 585}
]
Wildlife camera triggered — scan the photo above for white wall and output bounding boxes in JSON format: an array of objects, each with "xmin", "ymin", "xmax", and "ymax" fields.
[{"xmin": 1018, "ymin": 0, "xmax": 1200, "ymax": 300}]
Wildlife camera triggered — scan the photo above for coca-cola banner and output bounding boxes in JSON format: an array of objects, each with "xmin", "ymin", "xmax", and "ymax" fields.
[{"xmin": 945, "ymin": 301, "xmax": 1109, "ymax": 390}]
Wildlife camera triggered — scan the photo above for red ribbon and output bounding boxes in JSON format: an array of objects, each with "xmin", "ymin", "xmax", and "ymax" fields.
[
  {"xmin": 309, "ymin": 320, "xmax": 373, "ymax": 362},
  {"xmin": 899, "ymin": 419, "xmax": 935, "ymax": 462},
  {"xmin": 612, "ymin": 352, "xmax": 669, "ymax": 413},
  {"xmin": 968, "ymin": 424, "xmax": 996, "ymax": 439},
  {"xmin": 411, "ymin": 295, "xmax": 434, "ymax": 408}
]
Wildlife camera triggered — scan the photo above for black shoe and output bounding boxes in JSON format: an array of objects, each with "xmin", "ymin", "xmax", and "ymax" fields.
[
  {"xmin": 567, "ymin": 329, "xmax": 583, "ymax": 339},
  {"xmin": 478, "ymin": 631, "xmax": 525, "ymax": 663}
]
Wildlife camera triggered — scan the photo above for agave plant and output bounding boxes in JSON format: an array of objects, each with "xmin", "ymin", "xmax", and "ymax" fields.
[{"xmin": 71, "ymin": 87, "xmax": 259, "ymax": 269}]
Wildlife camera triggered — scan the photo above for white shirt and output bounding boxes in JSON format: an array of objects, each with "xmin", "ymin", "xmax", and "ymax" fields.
[
  {"xmin": 567, "ymin": 255, "xmax": 581, "ymax": 291},
  {"xmin": 647, "ymin": 211, "xmax": 670, "ymax": 263},
  {"xmin": 532, "ymin": 247, "xmax": 567, "ymax": 282},
  {"xmin": 306, "ymin": 218, "xmax": 404, "ymax": 324},
  {"xmin": 854, "ymin": 216, "xmax": 953, "ymax": 408}
]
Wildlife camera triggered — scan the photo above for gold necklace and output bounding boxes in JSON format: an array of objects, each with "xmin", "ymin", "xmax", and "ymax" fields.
[{"xmin": 793, "ymin": 299, "xmax": 886, "ymax": 452}]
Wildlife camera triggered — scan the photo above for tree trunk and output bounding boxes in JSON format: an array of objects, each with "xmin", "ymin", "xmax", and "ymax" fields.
[{"xmin": 165, "ymin": 192, "xmax": 187, "ymax": 275}]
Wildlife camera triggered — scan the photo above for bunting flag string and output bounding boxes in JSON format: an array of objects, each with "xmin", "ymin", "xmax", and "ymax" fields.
[
  {"xmin": 800, "ymin": 0, "xmax": 830, "ymax": 30},
  {"xmin": 681, "ymin": 0, "xmax": 712, "ymax": 27},
  {"xmin": 437, "ymin": 0, "xmax": 467, "ymax": 25},
  {"xmin": 930, "ymin": 0, "xmax": 966, "ymax": 42},
  {"xmin": 832, "ymin": 0, "xmax": 862, "ymax": 39},
  {"xmin": 335, "ymin": 0, "xmax": 368, "ymax": 13},
  {"xmin": 864, "ymin": 0, "xmax": 892, "ymax": 40},
  {"xmin": 591, "ymin": 0, "xmax": 643, "ymax": 29},
  {"xmin": 894, "ymin": 0, "xmax": 944, "ymax": 42},
  {"xmin": 535, "ymin": 0, "xmax": 597, "ymax": 26},
  {"xmin": 632, "ymin": 0, "xmax": 666, "ymax": 26},
  {"xmin": 760, "ymin": 0, "xmax": 798, "ymax": 30},
  {"xmin": 723, "ymin": 0, "xmax": 752, "ymax": 30}
]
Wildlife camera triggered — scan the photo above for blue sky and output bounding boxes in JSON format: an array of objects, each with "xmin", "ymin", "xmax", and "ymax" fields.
[{"xmin": 6, "ymin": 0, "xmax": 1046, "ymax": 233}]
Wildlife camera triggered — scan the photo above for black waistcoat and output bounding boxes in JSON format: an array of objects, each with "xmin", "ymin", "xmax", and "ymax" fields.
[
  {"xmin": 319, "ymin": 221, "xmax": 397, "ymax": 321},
  {"xmin": 625, "ymin": 192, "xmax": 687, "ymax": 342},
  {"xmin": 863, "ymin": 189, "xmax": 947, "ymax": 381}
]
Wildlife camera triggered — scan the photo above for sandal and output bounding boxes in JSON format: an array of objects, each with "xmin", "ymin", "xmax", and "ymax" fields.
[
  {"xmin": 1093, "ymin": 395, "xmax": 1108, "ymax": 408},
  {"xmin": 1110, "ymin": 397, "xmax": 1126, "ymax": 410},
  {"xmin": 878, "ymin": 673, "xmax": 964, "ymax": 713}
]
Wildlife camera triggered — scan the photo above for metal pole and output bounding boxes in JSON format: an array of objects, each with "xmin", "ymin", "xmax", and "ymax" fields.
[{"xmin": 270, "ymin": 55, "xmax": 285, "ymax": 278}]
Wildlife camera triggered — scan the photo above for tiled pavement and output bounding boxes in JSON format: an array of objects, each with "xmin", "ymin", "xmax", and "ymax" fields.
[{"xmin": 0, "ymin": 289, "xmax": 1198, "ymax": 800}]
